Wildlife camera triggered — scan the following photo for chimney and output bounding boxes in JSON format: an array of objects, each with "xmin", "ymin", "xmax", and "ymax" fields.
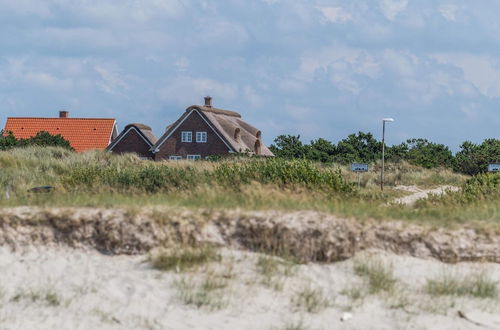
[
  {"xmin": 59, "ymin": 111, "xmax": 69, "ymax": 118},
  {"xmin": 204, "ymin": 96, "xmax": 212, "ymax": 108}
]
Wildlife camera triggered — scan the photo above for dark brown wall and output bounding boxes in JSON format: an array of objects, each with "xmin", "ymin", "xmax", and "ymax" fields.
[
  {"xmin": 110, "ymin": 128, "xmax": 153, "ymax": 158},
  {"xmin": 154, "ymin": 111, "xmax": 231, "ymax": 160}
]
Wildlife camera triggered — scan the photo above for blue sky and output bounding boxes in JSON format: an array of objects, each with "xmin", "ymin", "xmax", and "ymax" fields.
[{"xmin": 1, "ymin": 0, "xmax": 499, "ymax": 150}]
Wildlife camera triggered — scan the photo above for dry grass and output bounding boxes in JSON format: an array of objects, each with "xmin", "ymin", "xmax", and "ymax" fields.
[
  {"xmin": 291, "ymin": 286, "xmax": 331, "ymax": 313},
  {"xmin": 173, "ymin": 273, "xmax": 229, "ymax": 310},
  {"xmin": 2, "ymin": 147, "xmax": 500, "ymax": 231},
  {"xmin": 149, "ymin": 246, "xmax": 221, "ymax": 272},
  {"xmin": 353, "ymin": 258, "xmax": 397, "ymax": 294},
  {"xmin": 425, "ymin": 272, "xmax": 498, "ymax": 298},
  {"xmin": 256, "ymin": 255, "xmax": 296, "ymax": 291},
  {"xmin": 11, "ymin": 288, "xmax": 61, "ymax": 306}
]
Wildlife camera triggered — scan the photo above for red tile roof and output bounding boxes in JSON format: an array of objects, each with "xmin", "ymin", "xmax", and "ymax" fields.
[{"xmin": 3, "ymin": 117, "xmax": 116, "ymax": 152}]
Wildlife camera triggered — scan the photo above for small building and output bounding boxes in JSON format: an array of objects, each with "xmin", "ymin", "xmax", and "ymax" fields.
[
  {"xmin": 3, "ymin": 111, "xmax": 117, "ymax": 152},
  {"xmin": 107, "ymin": 123, "xmax": 158, "ymax": 159},
  {"xmin": 150, "ymin": 97, "xmax": 273, "ymax": 160}
]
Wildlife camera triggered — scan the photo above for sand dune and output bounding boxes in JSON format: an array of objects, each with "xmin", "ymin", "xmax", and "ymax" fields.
[{"xmin": 0, "ymin": 247, "xmax": 498, "ymax": 330}]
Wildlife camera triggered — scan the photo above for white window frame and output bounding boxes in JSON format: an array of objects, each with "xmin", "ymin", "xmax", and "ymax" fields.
[
  {"xmin": 196, "ymin": 131, "xmax": 207, "ymax": 143},
  {"xmin": 181, "ymin": 131, "xmax": 192, "ymax": 142},
  {"xmin": 186, "ymin": 155, "xmax": 201, "ymax": 161},
  {"xmin": 169, "ymin": 155, "xmax": 182, "ymax": 160}
]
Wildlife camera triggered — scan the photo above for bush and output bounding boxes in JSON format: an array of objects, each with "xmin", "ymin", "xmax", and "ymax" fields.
[
  {"xmin": 454, "ymin": 139, "xmax": 500, "ymax": 175},
  {"xmin": 212, "ymin": 158, "xmax": 354, "ymax": 193},
  {"xmin": 0, "ymin": 131, "xmax": 73, "ymax": 151}
]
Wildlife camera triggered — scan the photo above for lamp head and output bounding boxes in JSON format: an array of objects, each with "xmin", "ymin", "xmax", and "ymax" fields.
[{"xmin": 383, "ymin": 118, "xmax": 395, "ymax": 122}]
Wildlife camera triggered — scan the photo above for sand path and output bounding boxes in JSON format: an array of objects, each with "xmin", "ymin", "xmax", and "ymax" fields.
[{"xmin": 393, "ymin": 185, "xmax": 460, "ymax": 206}]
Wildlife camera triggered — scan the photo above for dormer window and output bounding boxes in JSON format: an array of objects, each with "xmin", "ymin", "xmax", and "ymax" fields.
[
  {"xmin": 234, "ymin": 128, "xmax": 241, "ymax": 141},
  {"xmin": 254, "ymin": 140, "xmax": 261, "ymax": 155}
]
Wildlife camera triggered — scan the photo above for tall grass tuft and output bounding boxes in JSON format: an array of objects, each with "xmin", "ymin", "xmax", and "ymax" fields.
[
  {"xmin": 425, "ymin": 272, "xmax": 498, "ymax": 298},
  {"xmin": 353, "ymin": 258, "xmax": 397, "ymax": 294},
  {"xmin": 149, "ymin": 246, "xmax": 220, "ymax": 272}
]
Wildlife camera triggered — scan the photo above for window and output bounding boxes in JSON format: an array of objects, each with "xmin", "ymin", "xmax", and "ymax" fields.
[
  {"xmin": 169, "ymin": 156, "xmax": 182, "ymax": 160},
  {"xmin": 187, "ymin": 155, "xmax": 201, "ymax": 160},
  {"xmin": 196, "ymin": 131, "xmax": 207, "ymax": 143},
  {"xmin": 181, "ymin": 131, "xmax": 192, "ymax": 142}
]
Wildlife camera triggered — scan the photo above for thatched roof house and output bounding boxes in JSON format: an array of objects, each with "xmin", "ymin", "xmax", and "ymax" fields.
[
  {"xmin": 107, "ymin": 123, "xmax": 157, "ymax": 159},
  {"xmin": 151, "ymin": 97, "xmax": 273, "ymax": 160}
]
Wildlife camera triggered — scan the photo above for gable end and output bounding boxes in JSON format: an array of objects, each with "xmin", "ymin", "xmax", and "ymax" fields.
[{"xmin": 151, "ymin": 109, "xmax": 235, "ymax": 153}]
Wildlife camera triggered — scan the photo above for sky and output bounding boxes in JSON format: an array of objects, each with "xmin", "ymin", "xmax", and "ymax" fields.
[{"xmin": 1, "ymin": 0, "xmax": 499, "ymax": 150}]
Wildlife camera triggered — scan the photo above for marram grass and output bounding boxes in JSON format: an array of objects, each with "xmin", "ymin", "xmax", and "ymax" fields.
[{"xmin": 0, "ymin": 147, "xmax": 499, "ymax": 230}]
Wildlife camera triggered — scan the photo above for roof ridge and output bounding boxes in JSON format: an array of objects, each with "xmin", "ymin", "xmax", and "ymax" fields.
[
  {"xmin": 7, "ymin": 117, "xmax": 115, "ymax": 120},
  {"xmin": 186, "ymin": 105, "xmax": 241, "ymax": 118}
]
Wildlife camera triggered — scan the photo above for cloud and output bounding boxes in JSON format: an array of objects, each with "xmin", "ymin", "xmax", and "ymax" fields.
[
  {"xmin": 432, "ymin": 53, "xmax": 500, "ymax": 98},
  {"xmin": 379, "ymin": 0, "xmax": 408, "ymax": 20},
  {"xmin": 158, "ymin": 76, "xmax": 238, "ymax": 106},
  {"xmin": 439, "ymin": 4, "xmax": 460, "ymax": 21},
  {"xmin": 94, "ymin": 65, "xmax": 129, "ymax": 94},
  {"xmin": 175, "ymin": 57, "xmax": 190, "ymax": 72},
  {"xmin": 316, "ymin": 7, "xmax": 352, "ymax": 23}
]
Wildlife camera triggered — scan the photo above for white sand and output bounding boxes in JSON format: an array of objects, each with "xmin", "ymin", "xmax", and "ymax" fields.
[{"xmin": 0, "ymin": 247, "xmax": 499, "ymax": 330}]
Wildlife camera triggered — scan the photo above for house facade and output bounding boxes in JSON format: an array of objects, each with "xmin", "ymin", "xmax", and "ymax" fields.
[
  {"xmin": 3, "ymin": 111, "xmax": 117, "ymax": 152},
  {"xmin": 150, "ymin": 97, "xmax": 273, "ymax": 160},
  {"xmin": 107, "ymin": 123, "xmax": 157, "ymax": 159}
]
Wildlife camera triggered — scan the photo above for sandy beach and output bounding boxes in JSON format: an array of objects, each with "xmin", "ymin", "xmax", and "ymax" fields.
[{"xmin": 0, "ymin": 247, "xmax": 498, "ymax": 330}]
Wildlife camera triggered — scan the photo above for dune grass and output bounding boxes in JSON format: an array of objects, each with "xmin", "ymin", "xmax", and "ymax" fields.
[
  {"xmin": 0, "ymin": 147, "xmax": 498, "ymax": 230},
  {"xmin": 149, "ymin": 246, "xmax": 221, "ymax": 272},
  {"xmin": 353, "ymin": 258, "xmax": 397, "ymax": 294},
  {"xmin": 425, "ymin": 272, "xmax": 498, "ymax": 299},
  {"xmin": 291, "ymin": 286, "xmax": 331, "ymax": 313}
]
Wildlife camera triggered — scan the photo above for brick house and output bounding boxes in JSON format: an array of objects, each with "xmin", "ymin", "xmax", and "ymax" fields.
[
  {"xmin": 150, "ymin": 97, "xmax": 273, "ymax": 160},
  {"xmin": 107, "ymin": 123, "xmax": 158, "ymax": 159},
  {"xmin": 3, "ymin": 111, "xmax": 117, "ymax": 152}
]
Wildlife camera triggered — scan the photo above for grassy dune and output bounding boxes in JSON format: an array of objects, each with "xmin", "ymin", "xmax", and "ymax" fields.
[{"xmin": 0, "ymin": 147, "xmax": 498, "ymax": 229}]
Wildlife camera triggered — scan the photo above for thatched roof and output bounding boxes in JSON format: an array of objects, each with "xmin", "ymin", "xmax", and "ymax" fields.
[
  {"xmin": 108, "ymin": 123, "xmax": 158, "ymax": 151},
  {"xmin": 151, "ymin": 101, "xmax": 273, "ymax": 156},
  {"xmin": 123, "ymin": 123, "xmax": 158, "ymax": 144}
]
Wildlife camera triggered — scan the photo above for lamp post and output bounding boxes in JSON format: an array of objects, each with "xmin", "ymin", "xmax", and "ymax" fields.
[{"xmin": 381, "ymin": 118, "xmax": 394, "ymax": 191}]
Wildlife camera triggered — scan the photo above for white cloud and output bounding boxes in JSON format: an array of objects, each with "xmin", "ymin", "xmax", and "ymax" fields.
[
  {"xmin": 379, "ymin": 0, "xmax": 408, "ymax": 21},
  {"xmin": 297, "ymin": 46, "xmax": 381, "ymax": 94},
  {"xmin": 439, "ymin": 4, "xmax": 460, "ymax": 22},
  {"xmin": 460, "ymin": 103, "xmax": 479, "ymax": 119},
  {"xmin": 94, "ymin": 65, "xmax": 129, "ymax": 94},
  {"xmin": 159, "ymin": 76, "xmax": 238, "ymax": 106},
  {"xmin": 175, "ymin": 57, "xmax": 190, "ymax": 72},
  {"xmin": 432, "ymin": 53, "xmax": 500, "ymax": 98},
  {"xmin": 316, "ymin": 7, "xmax": 352, "ymax": 23},
  {"xmin": 243, "ymin": 86, "xmax": 264, "ymax": 107}
]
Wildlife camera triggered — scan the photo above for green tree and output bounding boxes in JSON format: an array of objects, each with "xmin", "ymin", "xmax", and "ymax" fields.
[
  {"xmin": 269, "ymin": 135, "xmax": 309, "ymax": 159},
  {"xmin": 390, "ymin": 138, "xmax": 454, "ymax": 168},
  {"xmin": 334, "ymin": 132, "xmax": 382, "ymax": 164},
  {"xmin": 0, "ymin": 130, "xmax": 18, "ymax": 150},
  {"xmin": 307, "ymin": 138, "xmax": 336, "ymax": 163},
  {"xmin": 454, "ymin": 139, "xmax": 500, "ymax": 175}
]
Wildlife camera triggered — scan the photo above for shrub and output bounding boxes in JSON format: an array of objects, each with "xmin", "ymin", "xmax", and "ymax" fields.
[
  {"xmin": 454, "ymin": 139, "xmax": 500, "ymax": 175},
  {"xmin": 1, "ymin": 131, "xmax": 74, "ymax": 151},
  {"xmin": 212, "ymin": 158, "xmax": 354, "ymax": 193}
]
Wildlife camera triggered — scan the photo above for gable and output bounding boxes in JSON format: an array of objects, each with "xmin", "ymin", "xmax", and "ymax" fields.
[
  {"xmin": 108, "ymin": 126, "xmax": 154, "ymax": 151},
  {"xmin": 151, "ymin": 109, "xmax": 234, "ymax": 153}
]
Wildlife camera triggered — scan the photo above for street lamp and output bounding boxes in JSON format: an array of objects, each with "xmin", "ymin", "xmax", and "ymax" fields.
[{"xmin": 381, "ymin": 118, "xmax": 394, "ymax": 191}]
